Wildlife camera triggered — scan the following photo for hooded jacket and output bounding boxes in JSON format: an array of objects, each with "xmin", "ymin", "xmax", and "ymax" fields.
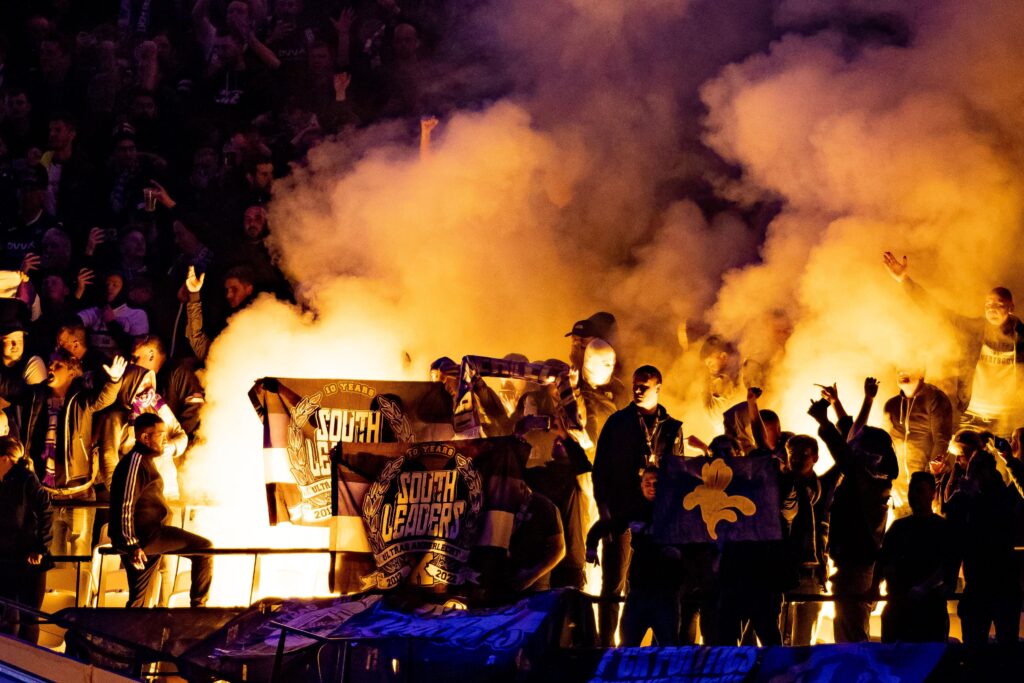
[
  {"xmin": 883, "ymin": 382, "xmax": 953, "ymax": 469},
  {"xmin": 0, "ymin": 459, "xmax": 52, "ymax": 561},
  {"xmin": 94, "ymin": 364, "xmax": 188, "ymax": 492},
  {"xmin": 18, "ymin": 374, "xmax": 121, "ymax": 492}
]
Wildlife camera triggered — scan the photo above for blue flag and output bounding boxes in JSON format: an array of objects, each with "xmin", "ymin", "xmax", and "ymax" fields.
[{"xmin": 653, "ymin": 455, "xmax": 781, "ymax": 544}]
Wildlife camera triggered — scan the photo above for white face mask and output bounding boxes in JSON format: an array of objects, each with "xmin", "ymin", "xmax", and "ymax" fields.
[
  {"xmin": 897, "ymin": 378, "xmax": 921, "ymax": 396},
  {"xmin": 583, "ymin": 339, "xmax": 615, "ymax": 387}
]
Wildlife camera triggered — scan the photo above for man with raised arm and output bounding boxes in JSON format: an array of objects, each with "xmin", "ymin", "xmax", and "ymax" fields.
[
  {"xmin": 883, "ymin": 252, "xmax": 1024, "ymax": 437},
  {"xmin": 808, "ymin": 379, "xmax": 898, "ymax": 643}
]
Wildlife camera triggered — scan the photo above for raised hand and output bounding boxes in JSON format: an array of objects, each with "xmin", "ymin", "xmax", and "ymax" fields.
[
  {"xmin": 420, "ymin": 115, "xmax": 439, "ymax": 136},
  {"xmin": 332, "ymin": 7, "xmax": 355, "ymax": 34},
  {"xmin": 816, "ymin": 383, "xmax": 839, "ymax": 405},
  {"xmin": 332, "ymin": 72, "xmax": 351, "ymax": 101},
  {"xmin": 807, "ymin": 398, "xmax": 831, "ymax": 423},
  {"xmin": 185, "ymin": 265, "xmax": 205, "ymax": 293},
  {"xmin": 882, "ymin": 251, "xmax": 908, "ymax": 283},
  {"xmin": 864, "ymin": 377, "xmax": 879, "ymax": 398},
  {"xmin": 104, "ymin": 355, "xmax": 128, "ymax": 382}
]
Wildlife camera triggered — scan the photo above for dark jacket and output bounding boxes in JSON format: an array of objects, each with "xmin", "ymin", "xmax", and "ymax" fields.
[
  {"xmin": 581, "ymin": 378, "xmax": 629, "ymax": 450},
  {"xmin": 883, "ymin": 383, "xmax": 953, "ymax": 468},
  {"xmin": 17, "ymin": 375, "xmax": 122, "ymax": 491},
  {"xmin": 779, "ymin": 466, "xmax": 841, "ymax": 586},
  {"xmin": 593, "ymin": 403, "xmax": 682, "ymax": 519},
  {"xmin": 109, "ymin": 448, "xmax": 172, "ymax": 550},
  {"xmin": 0, "ymin": 460, "xmax": 52, "ymax": 561},
  {"xmin": 818, "ymin": 421, "xmax": 897, "ymax": 566},
  {"xmin": 526, "ymin": 436, "xmax": 592, "ymax": 576}
]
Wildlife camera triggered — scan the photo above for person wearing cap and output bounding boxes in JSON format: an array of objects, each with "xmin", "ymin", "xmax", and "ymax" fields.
[
  {"xmin": 1, "ymin": 164, "xmax": 58, "ymax": 271},
  {"xmin": 565, "ymin": 312, "xmax": 619, "ymax": 389},
  {"xmin": 0, "ymin": 299, "xmax": 46, "ymax": 389}
]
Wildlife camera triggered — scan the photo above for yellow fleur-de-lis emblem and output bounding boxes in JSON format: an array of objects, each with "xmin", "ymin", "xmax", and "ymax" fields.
[{"xmin": 682, "ymin": 459, "xmax": 756, "ymax": 540}]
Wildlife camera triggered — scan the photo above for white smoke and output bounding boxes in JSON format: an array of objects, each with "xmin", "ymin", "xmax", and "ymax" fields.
[{"xmin": 186, "ymin": 0, "xmax": 1024, "ymax": 514}]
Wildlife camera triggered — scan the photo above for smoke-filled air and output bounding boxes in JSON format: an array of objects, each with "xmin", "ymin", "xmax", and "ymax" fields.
[{"xmin": 184, "ymin": 0, "xmax": 1024, "ymax": 515}]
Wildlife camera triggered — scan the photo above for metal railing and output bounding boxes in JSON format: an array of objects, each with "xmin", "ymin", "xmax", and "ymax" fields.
[{"xmin": 95, "ymin": 546, "xmax": 333, "ymax": 606}]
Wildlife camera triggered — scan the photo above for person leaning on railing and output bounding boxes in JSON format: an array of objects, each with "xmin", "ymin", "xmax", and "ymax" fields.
[{"xmin": 0, "ymin": 435, "xmax": 53, "ymax": 644}]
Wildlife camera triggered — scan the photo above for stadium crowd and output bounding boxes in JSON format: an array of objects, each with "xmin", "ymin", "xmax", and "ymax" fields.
[{"xmin": 0, "ymin": 0, "xmax": 1021, "ymax": 654}]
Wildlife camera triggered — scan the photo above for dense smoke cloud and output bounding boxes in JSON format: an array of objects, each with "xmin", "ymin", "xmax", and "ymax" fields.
[
  {"xmin": 186, "ymin": 0, "xmax": 1024, "ymax": 507},
  {"xmin": 703, "ymin": 0, "xmax": 1024, "ymax": 438}
]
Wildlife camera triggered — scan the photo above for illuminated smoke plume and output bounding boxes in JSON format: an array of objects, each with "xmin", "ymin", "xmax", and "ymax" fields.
[
  {"xmin": 184, "ymin": 0, "xmax": 1024, "ymax": 565},
  {"xmin": 184, "ymin": 0, "xmax": 776, "ymax": 512},
  {"xmin": 703, "ymin": 0, "xmax": 1024, "ymax": 441}
]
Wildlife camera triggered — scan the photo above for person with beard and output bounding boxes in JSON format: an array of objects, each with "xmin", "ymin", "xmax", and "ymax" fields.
[
  {"xmin": 184, "ymin": 264, "xmax": 257, "ymax": 362},
  {"xmin": 882, "ymin": 366, "xmax": 953, "ymax": 517},
  {"xmin": 0, "ymin": 435, "xmax": 52, "ymax": 644},
  {"xmin": 102, "ymin": 127, "xmax": 167, "ymax": 224},
  {"xmin": 109, "ymin": 414, "xmax": 212, "ymax": 608},
  {"xmin": 884, "ymin": 252, "xmax": 1024, "ymax": 437},
  {"xmin": 16, "ymin": 351, "xmax": 125, "ymax": 557},
  {"xmin": 807, "ymin": 385, "xmax": 899, "ymax": 643},
  {"xmin": 224, "ymin": 205, "xmax": 291, "ymax": 300},
  {"xmin": 41, "ymin": 112, "xmax": 97, "ymax": 235},
  {"xmin": 592, "ymin": 365, "xmax": 683, "ymax": 647},
  {"xmin": 580, "ymin": 338, "xmax": 629, "ymax": 453},
  {"xmin": 77, "ymin": 270, "xmax": 150, "ymax": 360}
]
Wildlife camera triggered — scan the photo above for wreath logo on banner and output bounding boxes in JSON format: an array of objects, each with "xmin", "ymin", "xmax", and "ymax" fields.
[
  {"xmin": 285, "ymin": 391, "xmax": 332, "ymax": 523},
  {"xmin": 361, "ymin": 444, "xmax": 483, "ymax": 590}
]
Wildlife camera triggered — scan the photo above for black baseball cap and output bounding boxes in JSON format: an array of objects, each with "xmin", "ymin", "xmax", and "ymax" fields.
[{"xmin": 565, "ymin": 319, "xmax": 598, "ymax": 338}]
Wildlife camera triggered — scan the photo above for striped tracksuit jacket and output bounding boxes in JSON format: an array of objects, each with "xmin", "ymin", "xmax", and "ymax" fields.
[{"xmin": 109, "ymin": 448, "xmax": 172, "ymax": 550}]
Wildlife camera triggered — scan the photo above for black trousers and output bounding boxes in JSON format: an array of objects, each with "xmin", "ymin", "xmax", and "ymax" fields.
[
  {"xmin": 0, "ymin": 564, "xmax": 47, "ymax": 643},
  {"xmin": 126, "ymin": 527, "xmax": 213, "ymax": 608},
  {"xmin": 599, "ymin": 530, "xmax": 632, "ymax": 647}
]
